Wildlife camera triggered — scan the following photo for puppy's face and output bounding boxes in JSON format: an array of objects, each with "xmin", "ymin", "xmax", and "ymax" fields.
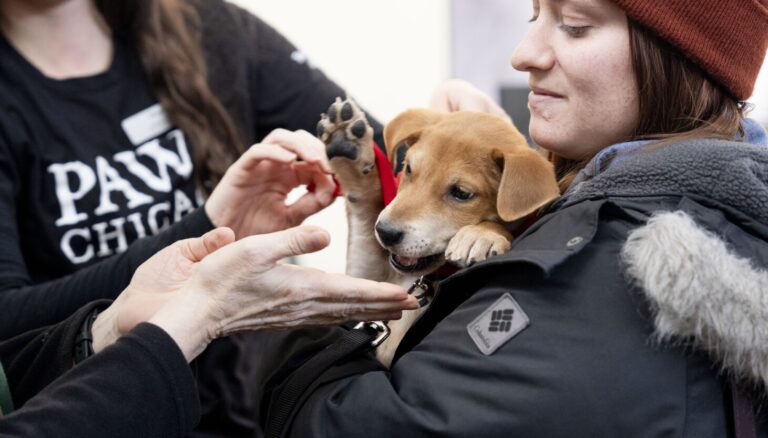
[
  {"xmin": 376, "ymin": 110, "xmax": 559, "ymax": 275},
  {"xmin": 376, "ymin": 137, "xmax": 504, "ymax": 273}
]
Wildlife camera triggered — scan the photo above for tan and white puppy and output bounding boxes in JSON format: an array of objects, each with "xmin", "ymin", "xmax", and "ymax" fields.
[{"xmin": 318, "ymin": 98, "xmax": 559, "ymax": 367}]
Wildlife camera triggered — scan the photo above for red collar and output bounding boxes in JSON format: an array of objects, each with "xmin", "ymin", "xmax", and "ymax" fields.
[
  {"xmin": 319, "ymin": 142, "xmax": 398, "ymax": 205},
  {"xmin": 307, "ymin": 142, "xmax": 400, "ymax": 201},
  {"xmin": 372, "ymin": 143, "xmax": 399, "ymax": 206}
]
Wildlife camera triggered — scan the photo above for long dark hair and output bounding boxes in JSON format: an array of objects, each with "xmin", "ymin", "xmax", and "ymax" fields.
[
  {"xmin": 552, "ymin": 18, "xmax": 747, "ymax": 191},
  {"xmin": 96, "ymin": 0, "xmax": 245, "ymax": 194}
]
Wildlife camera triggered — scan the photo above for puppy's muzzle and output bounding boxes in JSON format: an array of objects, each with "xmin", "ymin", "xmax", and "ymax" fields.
[{"xmin": 375, "ymin": 221, "xmax": 404, "ymax": 246}]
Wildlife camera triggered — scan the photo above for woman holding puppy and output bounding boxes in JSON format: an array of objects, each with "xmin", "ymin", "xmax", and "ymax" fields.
[{"xmin": 257, "ymin": 0, "xmax": 768, "ymax": 436}]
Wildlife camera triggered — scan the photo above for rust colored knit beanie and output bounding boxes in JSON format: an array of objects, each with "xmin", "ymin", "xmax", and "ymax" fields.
[{"xmin": 612, "ymin": 0, "xmax": 768, "ymax": 100}]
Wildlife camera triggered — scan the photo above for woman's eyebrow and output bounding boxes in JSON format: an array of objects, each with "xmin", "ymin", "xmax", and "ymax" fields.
[{"xmin": 551, "ymin": 0, "xmax": 605, "ymax": 12}]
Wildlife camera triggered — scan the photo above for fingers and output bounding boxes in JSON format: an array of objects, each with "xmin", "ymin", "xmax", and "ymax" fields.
[
  {"xmin": 451, "ymin": 93, "xmax": 510, "ymax": 121},
  {"xmin": 330, "ymin": 301, "xmax": 410, "ymax": 322},
  {"xmin": 262, "ymin": 128, "xmax": 332, "ymax": 173},
  {"xmin": 429, "ymin": 89, "xmax": 453, "ymax": 113},
  {"xmin": 294, "ymin": 161, "xmax": 336, "ymax": 197},
  {"xmin": 298, "ymin": 269, "xmax": 417, "ymax": 305},
  {"xmin": 480, "ymin": 99, "xmax": 512, "ymax": 121},
  {"xmin": 288, "ymin": 163, "xmax": 337, "ymax": 222},
  {"xmin": 178, "ymin": 227, "xmax": 236, "ymax": 262},
  {"xmin": 429, "ymin": 79, "xmax": 512, "ymax": 122},
  {"xmin": 233, "ymin": 129, "xmax": 332, "ymax": 181},
  {"xmin": 288, "ymin": 191, "xmax": 334, "ymax": 225},
  {"xmin": 200, "ymin": 227, "xmax": 236, "ymax": 258},
  {"xmin": 237, "ymin": 143, "xmax": 298, "ymax": 172},
  {"xmin": 219, "ymin": 299, "xmax": 415, "ymax": 334},
  {"xmin": 245, "ymin": 225, "xmax": 332, "ymax": 262}
]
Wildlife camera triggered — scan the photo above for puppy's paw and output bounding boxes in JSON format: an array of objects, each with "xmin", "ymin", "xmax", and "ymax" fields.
[
  {"xmin": 445, "ymin": 222, "xmax": 512, "ymax": 268},
  {"xmin": 318, "ymin": 98, "xmax": 378, "ymax": 196}
]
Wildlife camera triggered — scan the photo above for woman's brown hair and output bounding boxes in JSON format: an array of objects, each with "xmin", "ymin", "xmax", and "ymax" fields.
[
  {"xmin": 95, "ymin": 0, "xmax": 245, "ymax": 194},
  {"xmin": 552, "ymin": 18, "xmax": 748, "ymax": 191}
]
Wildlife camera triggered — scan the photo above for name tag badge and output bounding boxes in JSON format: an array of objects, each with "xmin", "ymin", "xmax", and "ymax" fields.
[
  {"xmin": 467, "ymin": 293, "xmax": 529, "ymax": 355},
  {"xmin": 121, "ymin": 103, "xmax": 172, "ymax": 146}
]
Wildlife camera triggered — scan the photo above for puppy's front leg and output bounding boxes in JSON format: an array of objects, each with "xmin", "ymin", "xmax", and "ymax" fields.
[
  {"xmin": 377, "ymin": 301, "xmax": 426, "ymax": 368},
  {"xmin": 318, "ymin": 98, "xmax": 391, "ymax": 282},
  {"xmin": 445, "ymin": 221, "xmax": 513, "ymax": 267}
]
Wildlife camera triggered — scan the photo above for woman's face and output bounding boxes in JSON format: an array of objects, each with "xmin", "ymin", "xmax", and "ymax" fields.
[{"xmin": 512, "ymin": 0, "xmax": 639, "ymax": 160}]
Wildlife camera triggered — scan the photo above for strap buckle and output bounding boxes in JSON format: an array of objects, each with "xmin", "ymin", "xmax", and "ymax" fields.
[
  {"xmin": 408, "ymin": 275, "xmax": 432, "ymax": 307},
  {"xmin": 353, "ymin": 321, "xmax": 391, "ymax": 347}
]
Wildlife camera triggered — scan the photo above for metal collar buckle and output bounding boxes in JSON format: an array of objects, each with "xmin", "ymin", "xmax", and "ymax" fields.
[
  {"xmin": 354, "ymin": 321, "xmax": 391, "ymax": 347},
  {"xmin": 408, "ymin": 276, "xmax": 432, "ymax": 307}
]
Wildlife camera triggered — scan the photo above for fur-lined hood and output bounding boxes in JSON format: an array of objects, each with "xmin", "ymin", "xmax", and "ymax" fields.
[{"xmin": 567, "ymin": 125, "xmax": 768, "ymax": 387}]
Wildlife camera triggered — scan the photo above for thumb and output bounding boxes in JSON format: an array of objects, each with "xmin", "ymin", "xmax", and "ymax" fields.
[
  {"xmin": 287, "ymin": 187, "xmax": 334, "ymax": 224},
  {"xmin": 181, "ymin": 227, "xmax": 236, "ymax": 262},
  {"xmin": 256, "ymin": 225, "xmax": 331, "ymax": 262}
]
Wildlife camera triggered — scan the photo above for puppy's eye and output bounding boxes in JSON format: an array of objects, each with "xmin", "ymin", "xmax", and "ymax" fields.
[
  {"xmin": 405, "ymin": 163, "xmax": 412, "ymax": 176},
  {"xmin": 450, "ymin": 185, "xmax": 475, "ymax": 201}
]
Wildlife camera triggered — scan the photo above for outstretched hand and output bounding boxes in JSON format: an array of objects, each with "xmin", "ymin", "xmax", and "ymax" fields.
[
  {"xmin": 204, "ymin": 129, "xmax": 337, "ymax": 239},
  {"xmin": 149, "ymin": 225, "xmax": 418, "ymax": 360},
  {"xmin": 93, "ymin": 225, "xmax": 418, "ymax": 361}
]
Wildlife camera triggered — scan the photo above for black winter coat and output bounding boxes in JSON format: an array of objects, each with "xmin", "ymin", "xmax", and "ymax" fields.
[{"xmin": 257, "ymin": 135, "xmax": 768, "ymax": 437}]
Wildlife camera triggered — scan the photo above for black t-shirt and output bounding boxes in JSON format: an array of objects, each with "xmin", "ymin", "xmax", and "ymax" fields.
[
  {"xmin": 0, "ymin": 36, "xmax": 200, "ymax": 282},
  {"xmin": 0, "ymin": 1, "xmax": 385, "ymax": 435},
  {"xmin": 0, "ymin": 0, "xmax": 384, "ymax": 339}
]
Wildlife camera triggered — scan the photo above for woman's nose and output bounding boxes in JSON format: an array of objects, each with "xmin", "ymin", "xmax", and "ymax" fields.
[{"xmin": 511, "ymin": 22, "xmax": 554, "ymax": 73}]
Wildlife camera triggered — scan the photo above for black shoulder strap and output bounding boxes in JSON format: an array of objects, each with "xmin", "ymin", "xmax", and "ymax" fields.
[
  {"xmin": 731, "ymin": 383, "xmax": 756, "ymax": 438},
  {"xmin": 264, "ymin": 327, "xmax": 378, "ymax": 438}
]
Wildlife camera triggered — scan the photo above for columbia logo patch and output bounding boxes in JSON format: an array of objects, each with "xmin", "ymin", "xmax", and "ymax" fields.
[{"xmin": 467, "ymin": 293, "xmax": 529, "ymax": 355}]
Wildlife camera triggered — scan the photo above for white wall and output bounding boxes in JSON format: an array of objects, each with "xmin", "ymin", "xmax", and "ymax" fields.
[
  {"xmin": 230, "ymin": 0, "xmax": 452, "ymax": 122},
  {"xmin": 752, "ymin": 61, "xmax": 768, "ymax": 124},
  {"xmin": 452, "ymin": 1, "xmax": 530, "ymax": 95},
  {"xmin": 228, "ymin": 0, "xmax": 451, "ymax": 272}
]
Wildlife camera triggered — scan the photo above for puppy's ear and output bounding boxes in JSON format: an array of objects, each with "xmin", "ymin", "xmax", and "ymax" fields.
[
  {"xmin": 384, "ymin": 109, "xmax": 444, "ymax": 164},
  {"xmin": 493, "ymin": 149, "xmax": 560, "ymax": 221}
]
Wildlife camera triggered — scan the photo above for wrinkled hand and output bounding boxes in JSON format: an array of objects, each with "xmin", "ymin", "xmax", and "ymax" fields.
[
  {"xmin": 430, "ymin": 79, "xmax": 512, "ymax": 121},
  {"xmin": 204, "ymin": 129, "xmax": 337, "ymax": 239},
  {"xmin": 149, "ymin": 225, "xmax": 418, "ymax": 360},
  {"xmin": 93, "ymin": 225, "xmax": 417, "ymax": 361},
  {"xmin": 91, "ymin": 228, "xmax": 236, "ymax": 353}
]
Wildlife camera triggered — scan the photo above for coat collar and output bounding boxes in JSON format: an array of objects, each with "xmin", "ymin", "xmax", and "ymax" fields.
[
  {"xmin": 562, "ymin": 121, "xmax": 768, "ymax": 225},
  {"xmin": 571, "ymin": 118, "xmax": 768, "ymax": 189},
  {"xmin": 623, "ymin": 207, "xmax": 768, "ymax": 388}
]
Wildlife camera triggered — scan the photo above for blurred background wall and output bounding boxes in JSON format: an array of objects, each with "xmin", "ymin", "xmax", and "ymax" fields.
[
  {"xmin": 230, "ymin": 0, "xmax": 768, "ymax": 273},
  {"xmin": 228, "ymin": 0, "xmax": 452, "ymax": 122}
]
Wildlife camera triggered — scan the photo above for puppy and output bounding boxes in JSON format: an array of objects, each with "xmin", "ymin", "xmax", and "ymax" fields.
[{"xmin": 318, "ymin": 98, "xmax": 559, "ymax": 367}]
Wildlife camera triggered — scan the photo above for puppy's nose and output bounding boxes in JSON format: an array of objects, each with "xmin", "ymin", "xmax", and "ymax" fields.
[{"xmin": 376, "ymin": 222, "xmax": 404, "ymax": 246}]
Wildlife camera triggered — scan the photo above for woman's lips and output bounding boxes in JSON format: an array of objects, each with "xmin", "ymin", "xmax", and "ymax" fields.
[{"xmin": 528, "ymin": 87, "xmax": 565, "ymax": 111}]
